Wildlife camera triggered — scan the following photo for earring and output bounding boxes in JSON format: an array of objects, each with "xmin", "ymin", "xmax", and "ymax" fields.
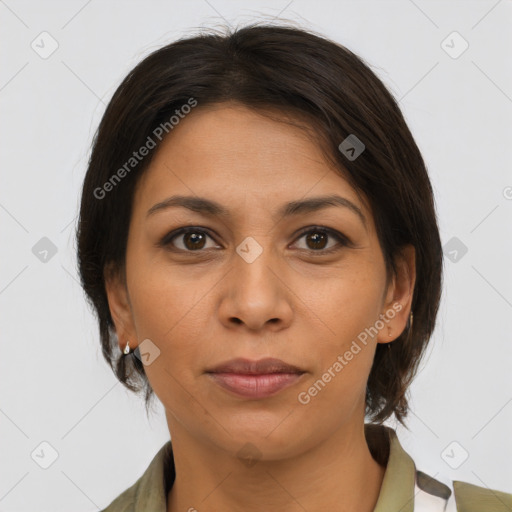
[{"xmin": 123, "ymin": 340, "xmax": 131, "ymax": 354}]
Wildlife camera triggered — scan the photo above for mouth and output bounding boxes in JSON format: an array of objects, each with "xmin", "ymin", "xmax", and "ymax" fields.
[{"xmin": 205, "ymin": 357, "xmax": 306, "ymax": 399}]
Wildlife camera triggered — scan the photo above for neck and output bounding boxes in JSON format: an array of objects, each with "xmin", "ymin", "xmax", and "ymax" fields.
[{"xmin": 166, "ymin": 420, "xmax": 386, "ymax": 512}]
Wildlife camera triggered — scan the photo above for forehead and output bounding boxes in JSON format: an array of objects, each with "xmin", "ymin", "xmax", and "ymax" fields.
[{"xmin": 133, "ymin": 103, "xmax": 371, "ymax": 224}]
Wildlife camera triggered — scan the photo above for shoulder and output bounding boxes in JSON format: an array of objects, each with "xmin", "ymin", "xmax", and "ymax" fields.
[
  {"xmin": 99, "ymin": 440, "xmax": 174, "ymax": 512},
  {"xmin": 450, "ymin": 479, "xmax": 512, "ymax": 512},
  {"xmin": 370, "ymin": 424, "xmax": 512, "ymax": 512},
  {"xmin": 100, "ymin": 475, "xmax": 144, "ymax": 512},
  {"xmin": 100, "ymin": 480, "xmax": 138, "ymax": 512},
  {"xmin": 415, "ymin": 470, "xmax": 512, "ymax": 512}
]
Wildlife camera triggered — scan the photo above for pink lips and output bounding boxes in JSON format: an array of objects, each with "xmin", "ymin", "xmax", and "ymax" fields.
[{"xmin": 206, "ymin": 357, "xmax": 306, "ymax": 399}]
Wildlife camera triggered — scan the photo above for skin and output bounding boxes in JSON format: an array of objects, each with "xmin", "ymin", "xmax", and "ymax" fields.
[{"xmin": 105, "ymin": 102, "xmax": 416, "ymax": 512}]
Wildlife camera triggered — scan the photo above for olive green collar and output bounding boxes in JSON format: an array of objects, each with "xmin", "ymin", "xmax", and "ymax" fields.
[
  {"xmin": 105, "ymin": 423, "xmax": 418, "ymax": 511},
  {"xmin": 366, "ymin": 423, "xmax": 416, "ymax": 512}
]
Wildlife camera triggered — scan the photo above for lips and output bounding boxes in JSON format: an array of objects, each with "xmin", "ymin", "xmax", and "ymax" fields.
[
  {"xmin": 207, "ymin": 357, "xmax": 305, "ymax": 375},
  {"xmin": 206, "ymin": 357, "xmax": 306, "ymax": 399}
]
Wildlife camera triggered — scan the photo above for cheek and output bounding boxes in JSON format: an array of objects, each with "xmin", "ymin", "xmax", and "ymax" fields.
[
  {"xmin": 298, "ymin": 333, "xmax": 377, "ymax": 420},
  {"xmin": 292, "ymin": 267, "xmax": 384, "ymax": 402},
  {"xmin": 126, "ymin": 257, "xmax": 217, "ymax": 395},
  {"xmin": 297, "ymin": 264, "xmax": 385, "ymax": 345},
  {"xmin": 127, "ymin": 253, "xmax": 205, "ymax": 337}
]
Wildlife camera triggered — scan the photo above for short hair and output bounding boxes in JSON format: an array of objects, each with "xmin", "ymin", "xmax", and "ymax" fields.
[{"xmin": 76, "ymin": 22, "xmax": 443, "ymax": 426}]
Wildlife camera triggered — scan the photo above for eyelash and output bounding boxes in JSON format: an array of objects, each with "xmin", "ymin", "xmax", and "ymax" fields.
[{"xmin": 158, "ymin": 226, "xmax": 351, "ymax": 256}]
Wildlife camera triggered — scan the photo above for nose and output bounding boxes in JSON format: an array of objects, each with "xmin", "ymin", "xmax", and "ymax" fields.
[{"xmin": 217, "ymin": 237, "xmax": 294, "ymax": 332}]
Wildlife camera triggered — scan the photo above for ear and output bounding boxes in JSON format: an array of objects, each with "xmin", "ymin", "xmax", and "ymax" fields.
[
  {"xmin": 377, "ymin": 244, "xmax": 416, "ymax": 344},
  {"xmin": 104, "ymin": 263, "xmax": 138, "ymax": 352}
]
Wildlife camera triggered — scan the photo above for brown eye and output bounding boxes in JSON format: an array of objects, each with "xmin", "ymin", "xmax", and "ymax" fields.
[
  {"xmin": 159, "ymin": 225, "xmax": 350, "ymax": 255},
  {"xmin": 161, "ymin": 228, "xmax": 219, "ymax": 252},
  {"xmin": 304, "ymin": 231, "xmax": 328, "ymax": 250},
  {"xmin": 182, "ymin": 231, "xmax": 207, "ymax": 250},
  {"xmin": 292, "ymin": 227, "xmax": 350, "ymax": 255}
]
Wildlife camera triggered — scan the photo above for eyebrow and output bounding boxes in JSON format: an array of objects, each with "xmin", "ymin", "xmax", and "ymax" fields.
[{"xmin": 146, "ymin": 194, "xmax": 367, "ymax": 229}]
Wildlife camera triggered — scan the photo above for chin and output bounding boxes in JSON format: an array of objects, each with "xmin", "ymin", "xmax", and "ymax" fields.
[{"xmin": 211, "ymin": 417, "xmax": 305, "ymax": 460}]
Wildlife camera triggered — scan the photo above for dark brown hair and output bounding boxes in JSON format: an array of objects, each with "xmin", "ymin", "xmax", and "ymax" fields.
[{"xmin": 76, "ymin": 22, "xmax": 443, "ymax": 426}]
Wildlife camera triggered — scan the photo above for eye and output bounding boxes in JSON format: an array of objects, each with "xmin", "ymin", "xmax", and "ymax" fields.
[
  {"xmin": 160, "ymin": 227, "xmax": 219, "ymax": 252},
  {"xmin": 292, "ymin": 226, "xmax": 350, "ymax": 255},
  {"xmin": 159, "ymin": 225, "xmax": 351, "ymax": 254}
]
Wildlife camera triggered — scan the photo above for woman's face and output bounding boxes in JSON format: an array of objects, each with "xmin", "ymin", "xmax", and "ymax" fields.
[{"xmin": 106, "ymin": 102, "xmax": 414, "ymax": 459}]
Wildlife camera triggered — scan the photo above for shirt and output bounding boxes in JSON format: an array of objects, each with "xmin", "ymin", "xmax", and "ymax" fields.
[{"xmin": 101, "ymin": 423, "xmax": 512, "ymax": 511}]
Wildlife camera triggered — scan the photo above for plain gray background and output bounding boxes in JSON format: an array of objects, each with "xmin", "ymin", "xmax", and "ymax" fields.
[{"xmin": 1, "ymin": 1, "xmax": 511, "ymax": 510}]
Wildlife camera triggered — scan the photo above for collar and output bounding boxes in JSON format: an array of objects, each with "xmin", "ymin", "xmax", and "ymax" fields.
[
  {"xmin": 366, "ymin": 423, "xmax": 416, "ymax": 512},
  {"xmin": 105, "ymin": 424, "xmax": 419, "ymax": 511}
]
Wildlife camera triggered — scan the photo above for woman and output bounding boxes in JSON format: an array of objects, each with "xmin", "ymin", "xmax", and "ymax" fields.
[{"xmin": 76, "ymin": 23, "xmax": 512, "ymax": 511}]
